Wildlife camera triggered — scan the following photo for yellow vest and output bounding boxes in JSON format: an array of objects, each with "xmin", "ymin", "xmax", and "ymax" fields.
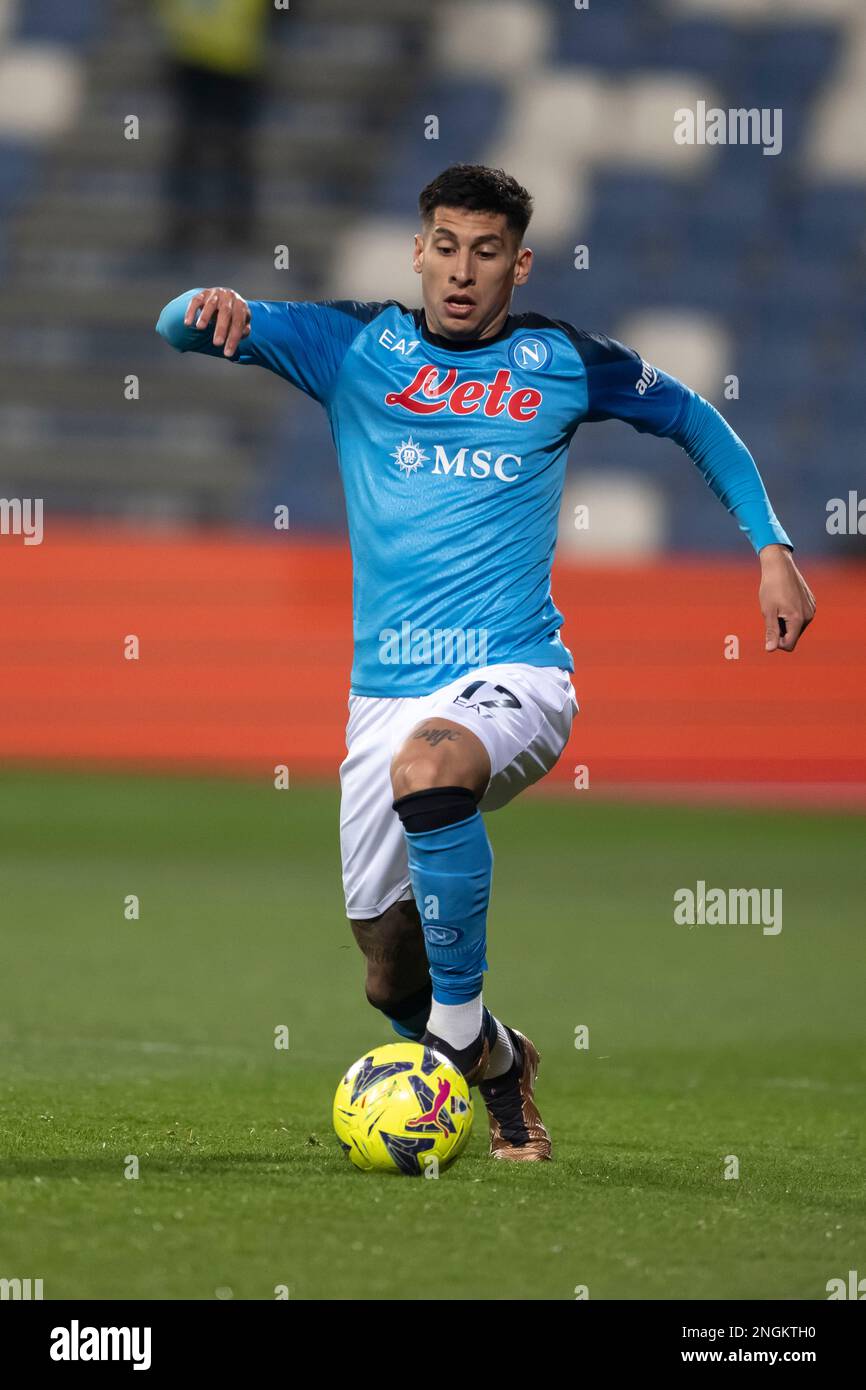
[{"xmin": 158, "ymin": 0, "xmax": 272, "ymax": 76}]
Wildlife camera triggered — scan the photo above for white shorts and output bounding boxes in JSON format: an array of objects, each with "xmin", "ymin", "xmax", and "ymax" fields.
[{"xmin": 339, "ymin": 664, "xmax": 579, "ymax": 919}]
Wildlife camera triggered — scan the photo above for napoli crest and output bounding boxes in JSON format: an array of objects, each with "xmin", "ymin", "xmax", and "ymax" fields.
[{"xmin": 508, "ymin": 336, "xmax": 551, "ymax": 372}]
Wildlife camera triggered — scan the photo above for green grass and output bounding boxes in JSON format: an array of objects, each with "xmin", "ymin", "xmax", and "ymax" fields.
[{"xmin": 0, "ymin": 771, "xmax": 863, "ymax": 1300}]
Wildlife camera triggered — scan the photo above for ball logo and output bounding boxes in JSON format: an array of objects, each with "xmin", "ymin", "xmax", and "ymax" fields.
[
  {"xmin": 508, "ymin": 336, "xmax": 550, "ymax": 372},
  {"xmin": 405, "ymin": 1076, "xmax": 452, "ymax": 1135},
  {"xmin": 385, "ymin": 364, "xmax": 542, "ymax": 420}
]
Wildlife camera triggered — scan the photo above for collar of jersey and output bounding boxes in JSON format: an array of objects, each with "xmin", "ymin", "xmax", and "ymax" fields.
[{"xmin": 413, "ymin": 308, "xmax": 517, "ymax": 352}]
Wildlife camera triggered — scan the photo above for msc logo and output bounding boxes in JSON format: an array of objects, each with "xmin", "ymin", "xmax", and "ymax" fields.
[
  {"xmin": 389, "ymin": 442, "xmax": 521, "ymax": 482},
  {"xmin": 385, "ymin": 365, "xmax": 542, "ymax": 420},
  {"xmin": 392, "ymin": 438, "xmax": 427, "ymax": 476},
  {"xmin": 635, "ymin": 359, "xmax": 658, "ymax": 395},
  {"xmin": 431, "ymin": 445, "xmax": 521, "ymax": 482},
  {"xmin": 508, "ymin": 336, "xmax": 551, "ymax": 372}
]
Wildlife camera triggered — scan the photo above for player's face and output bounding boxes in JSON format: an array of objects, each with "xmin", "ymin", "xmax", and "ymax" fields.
[{"xmin": 413, "ymin": 206, "xmax": 532, "ymax": 341}]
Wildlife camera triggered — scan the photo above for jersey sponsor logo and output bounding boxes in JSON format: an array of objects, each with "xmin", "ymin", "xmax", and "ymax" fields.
[
  {"xmin": 384, "ymin": 365, "xmax": 542, "ymax": 421},
  {"xmin": 508, "ymin": 336, "xmax": 551, "ymax": 372},
  {"xmin": 431, "ymin": 445, "xmax": 521, "ymax": 482},
  {"xmin": 389, "ymin": 441, "xmax": 522, "ymax": 483},
  {"xmin": 378, "ymin": 327, "xmax": 421, "ymax": 356},
  {"xmin": 391, "ymin": 437, "xmax": 427, "ymax": 475},
  {"xmin": 635, "ymin": 359, "xmax": 658, "ymax": 395}
]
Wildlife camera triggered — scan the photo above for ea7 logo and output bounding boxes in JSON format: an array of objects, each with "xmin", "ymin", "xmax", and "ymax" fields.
[
  {"xmin": 453, "ymin": 680, "xmax": 522, "ymax": 717},
  {"xmin": 635, "ymin": 360, "xmax": 658, "ymax": 395},
  {"xmin": 378, "ymin": 327, "xmax": 420, "ymax": 356}
]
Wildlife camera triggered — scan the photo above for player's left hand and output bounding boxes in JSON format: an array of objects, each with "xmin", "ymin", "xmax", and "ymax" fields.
[{"xmin": 758, "ymin": 544, "xmax": 816, "ymax": 652}]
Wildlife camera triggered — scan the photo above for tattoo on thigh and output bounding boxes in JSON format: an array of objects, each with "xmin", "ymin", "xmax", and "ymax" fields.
[{"xmin": 413, "ymin": 725, "xmax": 462, "ymax": 748}]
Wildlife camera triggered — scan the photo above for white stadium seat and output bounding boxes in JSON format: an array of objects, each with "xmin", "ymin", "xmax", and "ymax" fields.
[
  {"xmin": 432, "ymin": 0, "xmax": 553, "ymax": 78},
  {"xmin": 0, "ymin": 43, "xmax": 83, "ymax": 138}
]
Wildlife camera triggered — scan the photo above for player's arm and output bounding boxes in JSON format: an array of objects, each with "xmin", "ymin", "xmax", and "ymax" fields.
[
  {"xmin": 670, "ymin": 391, "xmax": 816, "ymax": 653},
  {"xmin": 156, "ymin": 287, "xmax": 383, "ymax": 404},
  {"xmin": 575, "ymin": 332, "xmax": 816, "ymax": 652}
]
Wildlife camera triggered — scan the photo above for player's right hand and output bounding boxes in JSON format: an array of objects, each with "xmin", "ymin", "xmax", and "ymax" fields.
[{"xmin": 184, "ymin": 287, "xmax": 251, "ymax": 358}]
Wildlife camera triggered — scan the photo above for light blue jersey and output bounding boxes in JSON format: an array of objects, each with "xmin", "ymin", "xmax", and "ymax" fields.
[{"xmin": 157, "ymin": 294, "xmax": 791, "ymax": 695}]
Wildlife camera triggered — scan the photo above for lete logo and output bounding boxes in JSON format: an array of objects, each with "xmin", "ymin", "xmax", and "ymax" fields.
[{"xmin": 385, "ymin": 365, "xmax": 542, "ymax": 421}]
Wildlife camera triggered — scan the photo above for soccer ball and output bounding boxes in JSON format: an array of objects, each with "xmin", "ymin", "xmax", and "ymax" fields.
[{"xmin": 333, "ymin": 1042, "xmax": 474, "ymax": 1176}]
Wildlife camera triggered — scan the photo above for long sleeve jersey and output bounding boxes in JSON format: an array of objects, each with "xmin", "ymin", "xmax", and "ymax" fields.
[{"xmin": 156, "ymin": 293, "xmax": 791, "ymax": 695}]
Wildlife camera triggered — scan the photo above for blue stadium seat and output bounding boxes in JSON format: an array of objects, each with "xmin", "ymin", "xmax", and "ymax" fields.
[
  {"xmin": 0, "ymin": 141, "xmax": 39, "ymax": 214},
  {"xmin": 251, "ymin": 396, "xmax": 348, "ymax": 532},
  {"xmin": 14, "ymin": 0, "xmax": 103, "ymax": 45},
  {"xmin": 372, "ymin": 80, "xmax": 507, "ymax": 216},
  {"xmin": 640, "ymin": 20, "xmax": 737, "ymax": 81},
  {"xmin": 591, "ymin": 173, "xmax": 687, "ymax": 232},
  {"xmin": 730, "ymin": 25, "xmax": 840, "ymax": 103},
  {"xmin": 788, "ymin": 187, "xmax": 866, "ymax": 260},
  {"xmin": 689, "ymin": 160, "xmax": 775, "ymax": 238},
  {"xmin": 552, "ymin": 0, "xmax": 672, "ymax": 71}
]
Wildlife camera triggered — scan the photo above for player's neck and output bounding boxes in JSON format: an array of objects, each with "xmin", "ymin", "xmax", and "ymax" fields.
[{"xmin": 418, "ymin": 306, "xmax": 515, "ymax": 351}]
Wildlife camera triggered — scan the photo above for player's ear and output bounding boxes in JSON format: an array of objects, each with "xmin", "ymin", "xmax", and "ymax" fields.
[
  {"xmin": 513, "ymin": 245, "xmax": 533, "ymax": 286},
  {"xmin": 412, "ymin": 232, "xmax": 424, "ymax": 273}
]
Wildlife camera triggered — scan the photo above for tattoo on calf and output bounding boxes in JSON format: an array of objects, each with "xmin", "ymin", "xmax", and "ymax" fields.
[
  {"xmin": 413, "ymin": 726, "xmax": 462, "ymax": 748},
  {"xmin": 357, "ymin": 943, "xmax": 401, "ymax": 964}
]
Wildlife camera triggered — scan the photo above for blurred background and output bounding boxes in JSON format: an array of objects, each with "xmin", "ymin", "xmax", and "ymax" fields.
[{"xmin": 0, "ymin": 0, "xmax": 864, "ymax": 796}]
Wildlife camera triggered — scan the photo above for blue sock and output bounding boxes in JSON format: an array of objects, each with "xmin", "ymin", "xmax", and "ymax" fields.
[
  {"xmin": 401, "ymin": 810, "xmax": 493, "ymax": 1004},
  {"xmin": 390, "ymin": 1014, "xmax": 426, "ymax": 1041},
  {"xmin": 377, "ymin": 981, "xmax": 431, "ymax": 1042}
]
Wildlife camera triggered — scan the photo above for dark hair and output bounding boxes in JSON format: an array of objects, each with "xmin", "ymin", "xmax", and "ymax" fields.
[{"xmin": 418, "ymin": 164, "xmax": 533, "ymax": 243}]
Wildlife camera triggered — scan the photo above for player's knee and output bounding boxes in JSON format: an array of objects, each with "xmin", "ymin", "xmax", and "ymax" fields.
[
  {"xmin": 390, "ymin": 752, "xmax": 443, "ymax": 800},
  {"xmin": 390, "ymin": 721, "xmax": 489, "ymax": 801}
]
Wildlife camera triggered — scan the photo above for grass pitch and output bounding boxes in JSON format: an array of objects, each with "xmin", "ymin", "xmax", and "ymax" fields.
[{"xmin": 0, "ymin": 771, "xmax": 862, "ymax": 1300}]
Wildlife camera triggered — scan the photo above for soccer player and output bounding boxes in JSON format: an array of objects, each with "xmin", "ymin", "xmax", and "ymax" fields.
[{"xmin": 156, "ymin": 164, "xmax": 815, "ymax": 1161}]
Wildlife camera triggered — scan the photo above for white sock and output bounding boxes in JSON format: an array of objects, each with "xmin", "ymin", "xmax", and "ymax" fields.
[
  {"xmin": 481, "ymin": 1017, "xmax": 515, "ymax": 1081},
  {"xmin": 427, "ymin": 996, "xmax": 483, "ymax": 1050}
]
